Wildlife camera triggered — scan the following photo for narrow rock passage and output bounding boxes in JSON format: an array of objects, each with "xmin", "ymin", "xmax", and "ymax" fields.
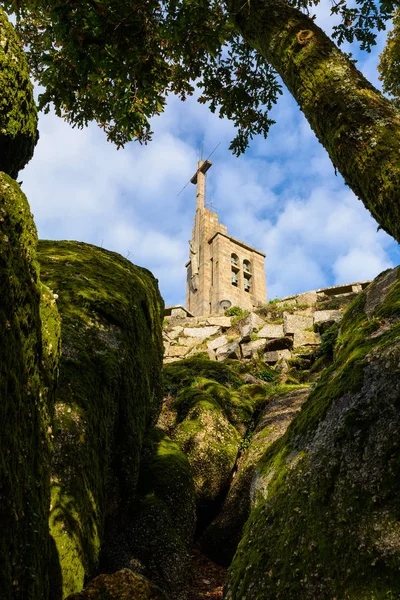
[{"xmin": 189, "ymin": 548, "xmax": 227, "ymax": 600}]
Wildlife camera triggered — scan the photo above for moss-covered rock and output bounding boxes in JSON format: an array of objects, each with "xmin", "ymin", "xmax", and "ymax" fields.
[
  {"xmin": 101, "ymin": 427, "xmax": 196, "ymax": 600},
  {"xmin": 201, "ymin": 385, "xmax": 310, "ymax": 566},
  {"xmin": 163, "ymin": 356, "xmax": 244, "ymax": 395},
  {"xmin": 162, "ymin": 358, "xmax": 269, "ymax": 525},
  {"xmin": 0, "ymin": 174, "xmax": 60, "ymax": 600},
  {"xmin": 0, "ymin": 9, "xmax": 38, "ymax": 178},
  {"xmin": 65, "ymin": 569, "xmax": 168, "ymax": 600},
  {"xmin": 225, "ymin": 267, "xmax": 400, "ymax": 599},
  {"xmin": 37, "ymin": 240, "xmax": 164, "ymax": 598},
  {"xmin": 174, "ymin": 395, "xmax": 241, "ymax": 506}
]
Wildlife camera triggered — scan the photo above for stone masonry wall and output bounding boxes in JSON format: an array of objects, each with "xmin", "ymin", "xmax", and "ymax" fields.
[
  {"xmin": 164, "ymin": 282, "xmax": 370, "ymax": 370},
  {"xmin": 209, "ymin": 233, "xmax": 266, "ymax": 315}
]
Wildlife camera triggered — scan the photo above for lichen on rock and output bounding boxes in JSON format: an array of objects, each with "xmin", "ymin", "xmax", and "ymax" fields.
[
  {"xmin": 201, "ymin": 385, "xmax": 310, "ymax": 566},
  {"xmin": 225, "ymin": 267, "xmax": 400, "ymax": 599},
  {"xmin": 161, "ymin": 356, "xmax": 272, "ymax": 540},
  {"xmin": 174, "ymin": 393, "xmax": 241, "ymax": 505},
  {"xmin": 0, "ymin": 8, "xmax": 38, "ymax": 178},
  {"xmin": 0, "ymin": 174, "xmax": 60, "ymax": 600},
  {"xmin": 37, "ymin": 240, "xmax": 164, "ymax": 598}
]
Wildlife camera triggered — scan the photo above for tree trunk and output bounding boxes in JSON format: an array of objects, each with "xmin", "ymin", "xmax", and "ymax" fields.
[{"xmin": 227, "ymin": 0, "xmax": 400, "ymax": 243}]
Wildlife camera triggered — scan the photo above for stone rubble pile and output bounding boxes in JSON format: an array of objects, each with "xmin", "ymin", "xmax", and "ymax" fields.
[{"xmin": 163, "ymin": 282, "xmax": 370, "ymax": 367}]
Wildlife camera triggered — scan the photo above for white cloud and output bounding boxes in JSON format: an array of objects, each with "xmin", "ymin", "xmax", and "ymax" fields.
[
  {"xmin": 19, "ymin": 8, "xmax": 400, "ymax": 308},
  {"xmin": 334, "ymin": 248, "xmax": 391, "ymax": 282}
]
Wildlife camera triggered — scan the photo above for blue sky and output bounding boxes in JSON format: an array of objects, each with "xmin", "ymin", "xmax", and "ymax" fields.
[{"xmin": 20, "ymin": 4, "xmax": 400, "ymax": 306}]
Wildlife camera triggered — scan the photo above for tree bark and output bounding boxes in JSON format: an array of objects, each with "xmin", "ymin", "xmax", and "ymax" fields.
[{"xmin": 227, "ymin": 0, "xmax": 400, "ymax": 243}]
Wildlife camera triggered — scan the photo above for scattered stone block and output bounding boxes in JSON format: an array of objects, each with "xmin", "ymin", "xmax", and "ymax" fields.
[
  {"xmin": 186, "ymin": 347, "xmax": 207, "ymax": 358},
  {"xmin": 277, "ymin": 297, "xmax": 297, "ymax": 308},
  {"xmin": 264, "ymin": 349, "xmax": 291, "ymax": 363},
  {"xmin": 293, "ymin": 347, "xmax": 316, "ymax": 359},
  {"xmin": 170, "ymin": 307, "xmax": 188, "ymax": 318},
  {"xmin": 242, "ymin": 372, "xmax": 264, "ymax": 384},
  {"xmin": 313, "ymin": 310, "xmax": 343, "ymax": 325},
  {"xmin": 240, "ymin": 313, "xmax": 265, "ymax": 342},
  {"xmin": 278, "ymin": 350, "xmax": 292, "ymax": 361},
  {"xmin": 293, "ymin": 330, "xmax": 320, "ymax": 348},
  {"xmin": 168, "ymin": 346, "xmax": 188, "ymax": 358},
  {"xmin": 240, "ymin": 323, "xmax": 252, "ymax": 343},
  {"xmin": 296, "ymin": 291, "xmax": 317, "ymax": 306},
  {"xmin": 208, "ymin": 349, "xmax": 216, "ymax": 361},
  {"xmin": 177, "ymin": 337, "xmax": 198, "ymax": 348},
  {"xmin": 163, "ymin": 357, "xmax": 181, "ymax": 364},
  {"xmin": 206, "ymin": 316, "xmax": 232, "ymax": 328},
  {"xmin": 257, "ymin": 324, "xmax": 284, "ymax": 339},
  {"xmin": 245, "ymin": 312, "xmax": 266, "ymax": 331},
  {"xmin": 241, "ymin": 339, "xmax": 266, "ymax": 358},
  {"xmin": 207, "ymin": 335, "xmax": 228, "ymax": 352},
  {"xmin": 216, "ymin": 341, "xmax": 241, "ymax": 361},
  {"xmin": 265, "ymin": 336, "xmax": 293, "ymax": 351},
  {"xmin": 168, "ymin": 326, "xmax": 184, "ymax": 340},
  {"xmin": 195, "ymin": 318, "xmax": 208, "ymax": 328},
  {"xmin": 183, "ymin": 326, "xmax": 220, "ymax": 339},
  {"xmin": 284, "ymin": 313, "xmax": 313, "ymax": 335}
]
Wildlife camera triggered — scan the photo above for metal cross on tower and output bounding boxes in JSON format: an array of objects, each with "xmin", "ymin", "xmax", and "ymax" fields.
[{"xmin": 190, "ymin": 159, "xmax": 212, "ymax": 211}]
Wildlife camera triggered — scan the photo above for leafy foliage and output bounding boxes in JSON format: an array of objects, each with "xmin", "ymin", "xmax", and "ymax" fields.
[
  {"xmin": 329, "ymin": 0, "xmax": 396, "ymax": 51},
  {"xmin": 0, "ymin": 8, "xmax": 38, "ymax": 177},
  {"xmin": 3, "ymin": 0, "xmax": 281, "ymax": 153},
  {"xmin": 379, "ymin": 8, "xmax": 400, "ymax": 105},
  {"xmin": 255, "ymin": 368, "xmax": 276, "ymax": 382},
  {"xmin": 318, "ymin": 322, "xmax": 340, "ymax": 359},
  {"xmin": 2, "ymin": 0, "xmax": 398, "ymax": 152},
  {"xmin": 225, "ymin": 305, "xmax": 248, "ymax": 317}
]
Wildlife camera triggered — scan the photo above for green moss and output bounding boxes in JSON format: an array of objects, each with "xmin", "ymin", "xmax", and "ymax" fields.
[
  {"xmin": 164, "ymin": 364, "xmax": 246, "ymax": 504},
  {"xmin": 102, "ymin": 428, "xmax": 195, "ymax": 600},
  {"xmin": 163, "ymin": 356, "xmax": 243, "ymax": 396},
  {"xmin": 174, "ymin": 386, "xmax": 221, "ymax": 421},
  {"xmin": 226, "ymin": 270, "xmax": 400, "ymax": 599},
  {"xmin": 201, "ymin": 385, "xmax": 310, "ymax": 566},
  {"xmin": 174, "ymin": 399, "xmax": 241, "ymax": 504},
  {"xmin": 136, "ymin": 428, "xmax": 196, "ymax": 545},
  {"xmin": 37, "ymin": 240, "xmax": 164, "ymax": 598},
  {"xmin": 255, "ymin": 366, "xmax": 277, "ymax": 382},
  {"xmin": 0, "ymin": 9, "xmax": 38, "ymax": 177},
  {"xmin": 178, "ymin": 377, "xmax": 258, "ymax": 432},
  {"xmin": 225, "ymin": 306, "xmax": 249, "ymax": 318},
  {"xmin": 317, "ymin": 322, "xmax": 340, "ymax": 358},
  {"xmin": 375, "ymin": 268, "xmax": 400, "ymax": 318},
  {"xmin": 228, "ymin": 448, "xmax": 400, "ymax": 599},
  {"xmin": 263, "ymin": 382, "xmax": 310, "ymax": 400},
  {"xmin": 237, "ymin": 383, "xmax": 269, "ymax": 406},
  {"xmin": 0, "ymin": 174, "xmax": 60, "ymax": 600}
]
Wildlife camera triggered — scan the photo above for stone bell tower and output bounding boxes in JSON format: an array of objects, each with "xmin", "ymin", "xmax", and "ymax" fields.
[{"xmin": 185, "ymin": 160, "xmax": 267, "ymax": 316}]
